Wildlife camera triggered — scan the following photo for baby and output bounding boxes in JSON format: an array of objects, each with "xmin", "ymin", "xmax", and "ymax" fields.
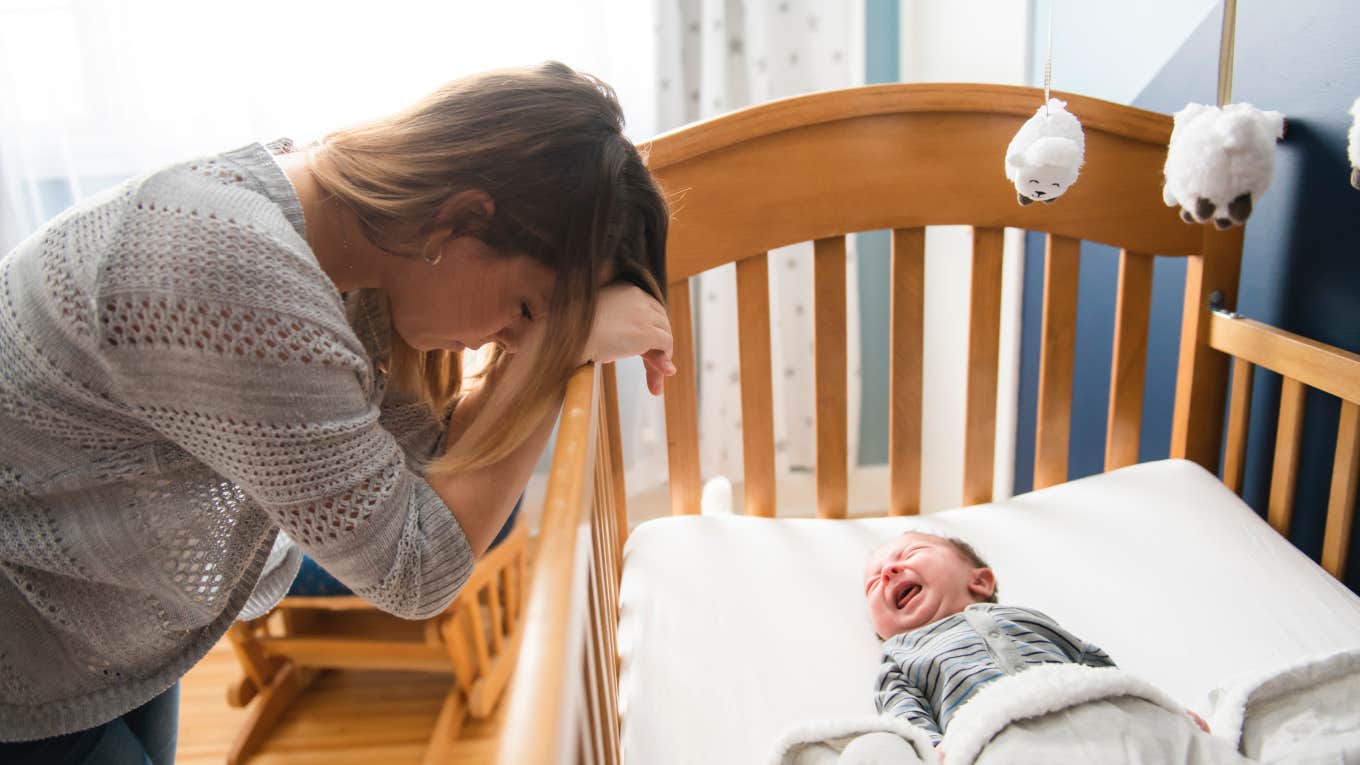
[{"xmin": 864, "ymin": 531, "xmax": 1118, "ymax": 747}]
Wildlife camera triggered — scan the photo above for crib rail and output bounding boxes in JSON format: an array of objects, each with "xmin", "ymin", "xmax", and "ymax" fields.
[
  {"xmin": 1209, "ymin": 312, "xmax": 1360, "ymax": 579},
  {"xmin": 497, "ymin": 363, "xmax": 625, "ymax": 765}
]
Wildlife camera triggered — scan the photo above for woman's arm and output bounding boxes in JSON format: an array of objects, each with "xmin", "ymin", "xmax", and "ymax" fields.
[
  {"xmin": 426, "ymin": 365, "xmax": 561, "ymax": 557},
  {"xmin": 429, "ymin": 282, "xmax": 674, "ymax": 557}
]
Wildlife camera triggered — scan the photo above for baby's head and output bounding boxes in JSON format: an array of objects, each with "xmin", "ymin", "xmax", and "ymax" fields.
[{"xmin": 864, "ymin": 532, "xmax": 998, "ymax": 639}]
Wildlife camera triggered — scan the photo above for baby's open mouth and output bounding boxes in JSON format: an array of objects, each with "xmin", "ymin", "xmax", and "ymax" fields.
[{"xmin": 894, "ymin": 583, "xmax": 921, "ymax": 610}]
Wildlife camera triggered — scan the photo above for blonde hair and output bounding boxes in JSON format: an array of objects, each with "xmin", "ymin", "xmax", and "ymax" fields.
[{"xmin": 307, "ymin": 62, "xmax": 668, "ymax": 473}]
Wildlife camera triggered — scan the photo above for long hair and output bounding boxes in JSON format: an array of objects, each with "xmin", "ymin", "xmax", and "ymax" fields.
[{"xmin": 307, "ymin": 62, "xmax": 668, "ymax": 472}]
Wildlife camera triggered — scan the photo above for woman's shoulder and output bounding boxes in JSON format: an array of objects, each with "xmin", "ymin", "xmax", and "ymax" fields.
[
  {"xmin": 101, "ymin": 147, "xmax": 345, "ymax": 329},
  {"xmin": 90, "ymin": 146, "xmax": 366, "ymax": 374}
]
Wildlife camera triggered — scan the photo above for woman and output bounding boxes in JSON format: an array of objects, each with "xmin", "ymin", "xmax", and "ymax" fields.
[{"xmin": 0, "ymin": 61, "xmax": 672, "ymax": 762}]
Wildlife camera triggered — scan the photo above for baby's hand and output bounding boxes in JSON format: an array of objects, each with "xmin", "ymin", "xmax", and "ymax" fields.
[{"xmin": 1185, "ymin": 709, "xmax": 1210, "ymax": 733}]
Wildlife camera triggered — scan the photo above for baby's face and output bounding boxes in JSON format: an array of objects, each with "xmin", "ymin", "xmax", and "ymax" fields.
[{"xmin": 863, "ymin": 533, "xmax": 994, "ymax": 639}]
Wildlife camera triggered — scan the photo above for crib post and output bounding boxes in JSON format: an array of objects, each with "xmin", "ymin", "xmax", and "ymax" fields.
[{"xmin": 1171, "ymin": 226, "xmax": 1244, "ymax": 473}]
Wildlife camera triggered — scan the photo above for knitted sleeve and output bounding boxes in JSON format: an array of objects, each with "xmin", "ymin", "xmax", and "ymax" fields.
[
  {"xmin": 876, "ymin": 660, "xmax": 943, "ymax": 745},
  {"xmin": 377, "ymin": 389, "xmax": 453, "ymax": 474},
  {"xmin": 94, "ymin": 192, "xmax": 472, "ymax": 619}
]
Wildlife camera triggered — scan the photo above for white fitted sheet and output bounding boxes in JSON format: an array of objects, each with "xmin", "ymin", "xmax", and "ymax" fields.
[{"xmin": 616, "ymin": 460, "xmax": 1360, "ymax": 765}]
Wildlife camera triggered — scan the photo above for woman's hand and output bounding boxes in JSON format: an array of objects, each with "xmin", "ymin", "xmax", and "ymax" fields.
[{"xmin": 580, "ymin": 283, "xmax": 676, "ymax": 395}]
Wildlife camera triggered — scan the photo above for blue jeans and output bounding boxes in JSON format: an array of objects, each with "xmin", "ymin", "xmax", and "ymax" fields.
[{"xmin": 0, "ymin": 682, "xmax": 179, "ymax": 765}]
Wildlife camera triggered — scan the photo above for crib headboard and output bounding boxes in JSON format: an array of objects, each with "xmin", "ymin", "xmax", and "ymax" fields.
[{"xmin": 646, "ymin": 83, "xmax": 1244, "ymax": 518}]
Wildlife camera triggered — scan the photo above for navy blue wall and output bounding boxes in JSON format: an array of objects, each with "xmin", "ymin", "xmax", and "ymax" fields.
[{"xmin": 1013, "ymin": 0, "xmax": 1360, "ymax": 590}]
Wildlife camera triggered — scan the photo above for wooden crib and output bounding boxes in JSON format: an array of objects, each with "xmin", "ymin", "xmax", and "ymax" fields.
[{"xmin": 494, "ymin": 84, "xmax": 1360, "ymax": 764}]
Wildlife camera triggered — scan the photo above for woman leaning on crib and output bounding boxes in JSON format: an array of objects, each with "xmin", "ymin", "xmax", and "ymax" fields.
[{"xmin": 0, "ymin": 61, "xmax": 674, "ymax": 763}]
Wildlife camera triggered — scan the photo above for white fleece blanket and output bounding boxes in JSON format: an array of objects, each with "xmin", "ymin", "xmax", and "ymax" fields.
[
  {"xmin": 1208, "ymin": 648, "xmax": 1360, "ymax": 764},
  {"xmin": 776, "ymin": 653, "xmax": 1360, "ymax": 765},
  {"xmin": 775, "ymin": 665, "xmax": 1224, "ymax": 765}
]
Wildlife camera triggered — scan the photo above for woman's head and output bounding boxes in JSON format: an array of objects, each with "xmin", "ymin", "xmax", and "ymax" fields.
[{"xmin": 307, "ymin": 62, "xmax": 668, "ymax": 471}]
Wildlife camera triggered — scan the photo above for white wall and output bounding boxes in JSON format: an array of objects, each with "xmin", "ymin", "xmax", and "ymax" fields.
[
  {"xmin": 1029, "ymin": 0, "xmax": 1219, "ymax": 104},
  {"xmin": 899, "ymin": 0, "xmax": 1030, "ymax": 511}
]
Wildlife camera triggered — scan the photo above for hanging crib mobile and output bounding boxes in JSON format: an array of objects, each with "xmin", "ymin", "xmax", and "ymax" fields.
[
  {"xmin": 1005, "ymin": 4, "xmax": 1084, "ymax": 206},
  {"xmin": 1161, "ymin": 0, "xmax": 1284, "ymax": 228}
]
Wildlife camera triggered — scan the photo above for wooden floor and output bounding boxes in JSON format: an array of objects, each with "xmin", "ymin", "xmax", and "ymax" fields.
[{"xmin": 177, "ymin": 638, "xmax": 507, "ymax": 765}]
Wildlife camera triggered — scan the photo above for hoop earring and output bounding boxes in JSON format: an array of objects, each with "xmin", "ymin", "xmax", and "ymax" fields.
[{"xmin": 423, "ymin": 240, "xmax": 444, "ymax": 266}]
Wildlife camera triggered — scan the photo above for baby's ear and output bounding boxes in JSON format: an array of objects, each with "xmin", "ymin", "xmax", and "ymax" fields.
[{"xmin": 969, "ymin": 568, "xmax": 997, "ymax": 600}]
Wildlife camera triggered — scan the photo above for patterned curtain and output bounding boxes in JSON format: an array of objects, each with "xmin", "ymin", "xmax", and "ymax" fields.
[{"xmin": 651, "ymin": 0, "xmax": 862, "ymax": 500}]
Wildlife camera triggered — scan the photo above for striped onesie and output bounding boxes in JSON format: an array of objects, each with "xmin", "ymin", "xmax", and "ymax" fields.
[{"xmin": 875, "ymin": 603, "xmax": 1116, "ymax": 744}]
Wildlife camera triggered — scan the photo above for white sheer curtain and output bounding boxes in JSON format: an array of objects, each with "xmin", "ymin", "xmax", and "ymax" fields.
[
  {"xmin": 634, "ymin": 0, "xmax": 862, "ymax": 510},
  {"xmin": 0, "ymin": 0, "xmax": 658, "ymax": 252}
]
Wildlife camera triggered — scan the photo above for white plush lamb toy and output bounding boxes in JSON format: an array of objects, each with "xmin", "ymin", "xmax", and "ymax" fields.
[
  {"xmin": 1004, "ymin": 98, "xmax": 1085, "ymax": 206},
  {"xmin": 1348, "ymin": 97, "xmax": 1360, "ymax": 189},
  {"xmin": 1162, "ymin": 103, "xmax": 1285, "ymax": 228}
]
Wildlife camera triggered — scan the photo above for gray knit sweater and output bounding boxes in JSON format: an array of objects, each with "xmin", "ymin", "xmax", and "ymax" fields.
[{"xmin": 0, "ymin": 142, "xmax": 474, "ymax": 740}]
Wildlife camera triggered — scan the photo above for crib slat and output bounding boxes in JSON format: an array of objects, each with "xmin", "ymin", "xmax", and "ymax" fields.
[
  {"xmin": 487, "ymin": 580, "xmax": 505, "ymax": 654},
  {"xmin": 442, "ymin": 610, "xmax": 476, "ymax": 693},
  {"xmin": 583, "ymin": 565, "xmax": 609, "ymax": 765},
  {"xmin": 1223, "ymin": 358, "xmax": 1255, "ymax": 494},
  {"xmin": 963, "ymin": 227, "xmax": 1005, "ymax": 506},
  {"xmin": 602, "ymin": 362, "xmax": 629, "ymax": 551},
  {"xmin": 663, "ymin": 278, "xmax": 702, "ymax": 515},
  {"xmin": 814, "ymin": 236, "xmax": 848, "ymax": 519},
  {"xmin": 889, "ymin": 228, "xmax": 924, "ymax": 516},
  {"xmin": 594, "ymin": 440, "xmax": 621, "ymax": 761},
  {"xmin": 1105, "ymin": 250, "xmax": 1154, "ymax": 472},
  {"xmin": 592, "ymin": 420, "xmax": 621, "ymax": 698},
  {"xmin": 1034, "ymin": 234, "xmax": 1081, "ymax": 489},
  {"xmin": 1323, "ymin": 401, "xmax": 1359, "ymax": 579},
  {"xmin": 586, "ymin": 533, "xmax": 619, "ymax": 765},
  {"xmin": 466, "ymin": 595, "xmax": 493, "ymax": 676},
  {"xmin": 735, "ymin": 254, "xmax": 777, "ymax": 517},
  {"xmin": 1267, "ymin": 377, "xmax": 1307, "ymax": 536},
  {"xmin": 501, "ymin": 568, "xmax": 517, "ymax": 634}
]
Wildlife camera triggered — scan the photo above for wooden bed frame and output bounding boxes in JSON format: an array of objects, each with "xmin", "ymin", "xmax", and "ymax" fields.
[{"xmin": 494, "ymin": 84, "xmax": 1360, "ymax": 765}]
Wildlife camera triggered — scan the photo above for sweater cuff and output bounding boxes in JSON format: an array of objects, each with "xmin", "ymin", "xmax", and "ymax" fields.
[
  {"xmin": 237, "ymin": 530, "xmax": 302, "ymax": 621},
  {"xmin": 404, "ymin": 477, "xmax": 475, "ymax": 618}
]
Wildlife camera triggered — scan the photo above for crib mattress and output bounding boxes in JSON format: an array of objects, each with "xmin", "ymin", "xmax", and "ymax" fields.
[{"xmin": 616, "ymin": 459, "xmax": 1360, "ymax": 765}]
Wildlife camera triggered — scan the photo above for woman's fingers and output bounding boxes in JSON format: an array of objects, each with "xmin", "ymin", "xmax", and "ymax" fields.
[
  {"xmin": 641, "ymin": 350, "xmax": 673, "ymax": 397},
  {"xmin": 652, "ymin": 323, "xmax": 674, "ymax": 360},
  {"xmin": 643, "ymin": 349, "xmax": 675, "ymax": 375}
]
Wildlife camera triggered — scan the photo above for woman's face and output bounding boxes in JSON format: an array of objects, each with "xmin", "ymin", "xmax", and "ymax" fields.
[{"xmin": 383, "ymin": 236, "xmax": 557, "ymax": 354}]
